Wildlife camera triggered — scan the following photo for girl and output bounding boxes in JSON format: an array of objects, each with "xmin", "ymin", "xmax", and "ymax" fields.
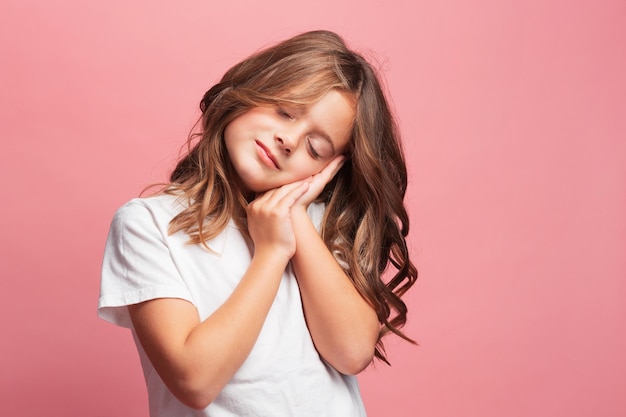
[{"xmin": 98, "ymin": 30, "xmax": 417, "ymax": 417}]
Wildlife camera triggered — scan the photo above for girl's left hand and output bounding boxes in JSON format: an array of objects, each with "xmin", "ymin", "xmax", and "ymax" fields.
[{"xmin": 294, "ymin": 155, "xmax": 345, "ymax": 209}]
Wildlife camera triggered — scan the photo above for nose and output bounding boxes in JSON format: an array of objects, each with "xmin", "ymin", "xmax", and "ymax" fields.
[{"xmin": 275, "ymin": 128, "xmax": 298, "ymax": 156}]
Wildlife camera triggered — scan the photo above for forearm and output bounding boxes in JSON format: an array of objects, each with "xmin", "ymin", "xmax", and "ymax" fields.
[
  {"xmin": 291, "ymin": 208, "xmax": 379, "ymax": 375},
  {"xmin": 129, "ymin": 249, "xmax": 289, "ymax": 409}
]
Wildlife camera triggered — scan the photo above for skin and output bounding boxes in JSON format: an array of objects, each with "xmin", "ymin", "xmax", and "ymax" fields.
[{"xmin": 127, "ymin": 89, "xmax": 380, "ymax": 410}]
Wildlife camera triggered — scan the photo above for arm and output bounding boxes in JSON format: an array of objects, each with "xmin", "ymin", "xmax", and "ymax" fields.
[
  {"xmin": 128, "ymin": 182, "xmax": 310, "ymax": 410},
  {"xmin": 291, "ymin": 158, "xmax": 380, "ymax": 375}
]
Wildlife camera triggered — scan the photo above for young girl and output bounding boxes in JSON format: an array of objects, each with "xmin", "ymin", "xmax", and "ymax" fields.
[{"xmin": 98, "ymin": 30, "xmax": 417, "ymax": 417}]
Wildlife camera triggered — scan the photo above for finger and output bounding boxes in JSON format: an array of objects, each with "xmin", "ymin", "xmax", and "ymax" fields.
[
  {"xmin": 307, "ymin": 155, "xmax": 345, "ymax": 191},
  {"xmin": 249, "ymin": 182, "xmax": 309, "ymax": 220},
  {"xmin": 252, "ymin": 180, "xmax": 307, "ymax": 206},
  {"xmin": 318, "ymin": 155, "xmax": 346, "ymax": 181},
  {"xmin": 248, "ymin": 182, "xmax": 310, "ymax": 219},
  {"xmin": 270, "ymin": 181, "xmax": 310, "ymax": 213},
  {"xmin": 325, "ymin": 155, "xmax": 346, "ymax": 178}
]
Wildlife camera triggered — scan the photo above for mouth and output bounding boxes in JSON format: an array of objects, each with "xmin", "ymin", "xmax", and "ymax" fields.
[{"xmin": 255, "ymin": 140, "xmax": 280, "ymax": 169}]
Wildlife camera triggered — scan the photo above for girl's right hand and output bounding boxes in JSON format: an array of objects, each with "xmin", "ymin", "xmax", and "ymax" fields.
[{"xmin": 246, "ymin": 181, "xmax": 310, "ymax": 259}]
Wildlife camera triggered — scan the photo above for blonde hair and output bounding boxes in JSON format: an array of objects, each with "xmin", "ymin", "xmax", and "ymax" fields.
[{"xmin": 167, "ymin": 30, "xmax": 417, "ymax": 363}]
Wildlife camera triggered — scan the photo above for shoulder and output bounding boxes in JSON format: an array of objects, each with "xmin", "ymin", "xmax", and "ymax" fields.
[
  {"xmin": 115, "ymin": 193, "xmax": 186, "ymax": 220},
  {"xmin": 106, "ymin": 193, "xmax": 187, "ymax": 246}
]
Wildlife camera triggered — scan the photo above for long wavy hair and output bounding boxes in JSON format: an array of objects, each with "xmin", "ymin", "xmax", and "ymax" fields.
[{"xmin": 167, "ymin": 30, "xmax": 417, "ymax": 363}]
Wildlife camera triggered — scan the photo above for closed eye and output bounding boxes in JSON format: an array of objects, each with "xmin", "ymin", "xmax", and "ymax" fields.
[
  {"xmin": 307, "ymin": 138, "xmax": 321, "ymax": 159},
  {"xmin": 277, "ymin": 108, "xmax": 295, "ymax": 120}
]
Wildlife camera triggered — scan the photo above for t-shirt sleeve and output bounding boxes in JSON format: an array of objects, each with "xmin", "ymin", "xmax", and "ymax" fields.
[
  {"xmin": 306, "ymin": 201, "xmax": 325, "ymax": 232},
  {"xmin": 98, "ymin": 201, "xmax": 193, "ymax": 328},
  {"xmin": 306, "ymin": 201, "xmax": 350, "ymax": 269}
]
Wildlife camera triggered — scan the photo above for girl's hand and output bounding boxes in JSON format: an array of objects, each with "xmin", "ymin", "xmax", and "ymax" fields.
[
  {"xmin": 246, "ymin": 181, "xmax": 310, "ymax": 259},
  {"xmin": 295, "ymin": 155, "xmax": 345, "ymax": 209}
]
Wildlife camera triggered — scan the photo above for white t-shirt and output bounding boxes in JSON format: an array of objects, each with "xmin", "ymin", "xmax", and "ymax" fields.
[{"xmin": 98, "ymin": 193, "xmax": 367, "ymax": 417}]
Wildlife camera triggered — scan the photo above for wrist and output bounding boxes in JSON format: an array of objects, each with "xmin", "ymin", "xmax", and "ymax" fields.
[
  {"xmin": 253, "ymin": 244, "xmax": 294, "ymax": 265},
  {"xmin": 291, "ymin": 206, "xmax": 313, "ymax": 227}
]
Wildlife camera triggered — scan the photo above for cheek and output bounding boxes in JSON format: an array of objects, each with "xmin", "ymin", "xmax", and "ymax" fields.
[
  {"xmin": 290, "ymin": 159, "xmax": 329, "ymax": 180},
  {"xmin": 223, "ymin": 124, "xmax": 234, "ymax": 151}
]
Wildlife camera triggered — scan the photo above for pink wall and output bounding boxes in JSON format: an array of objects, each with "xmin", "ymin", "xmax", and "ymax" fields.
[{"xmin": 1, "ymin": 0, "xmax": 625, "ymax": 416}]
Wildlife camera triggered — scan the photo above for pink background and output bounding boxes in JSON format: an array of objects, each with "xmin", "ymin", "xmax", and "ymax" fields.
[{"xmin": 1, "ymin": 0, "xmax": 625, "ymax": 416}]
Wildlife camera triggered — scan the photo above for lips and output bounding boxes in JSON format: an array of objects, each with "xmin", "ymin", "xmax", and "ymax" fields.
[{"xmin": 255, "ymin": 140, "xmax": 279, "ymax": 169}]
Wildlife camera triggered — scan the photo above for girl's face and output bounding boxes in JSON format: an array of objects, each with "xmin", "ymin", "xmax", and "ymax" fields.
[{"xmin": 224, "ymin": 89, "xmax": 355, "ymax": 194}]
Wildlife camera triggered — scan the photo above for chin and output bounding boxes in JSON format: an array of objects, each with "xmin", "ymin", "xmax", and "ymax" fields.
[{"xmin": 241, "ymin": 181, "xmax": 272, "ymax": 195}]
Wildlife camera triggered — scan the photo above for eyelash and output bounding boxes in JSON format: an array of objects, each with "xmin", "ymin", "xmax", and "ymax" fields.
[{"xmin": 307, "ymin": 138, "xmax": 320, "ymax": 159}]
